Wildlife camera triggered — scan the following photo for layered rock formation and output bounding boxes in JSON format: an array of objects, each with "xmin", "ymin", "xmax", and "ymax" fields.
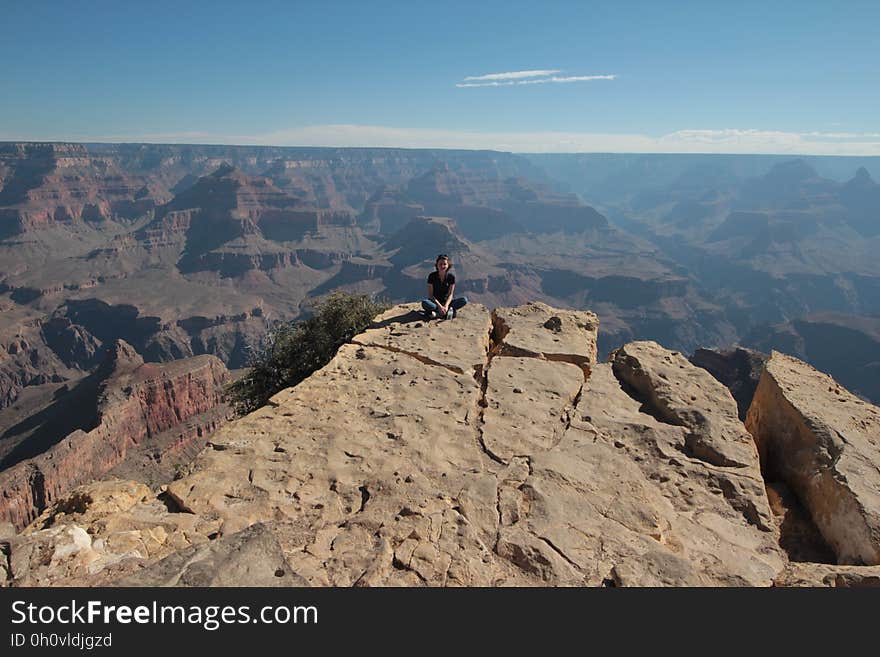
[
  {"xmin": 0, "ymin": 321, "xmax": 76, "ymax": 410},
  {"xmin": 0, "ymin": 142, "xmax": 158, "ymax": 237},
  {"xmin": 10, "ymin": 301, "xmax": 879, "ymax": 587},
  {"xmin": 0, "ymin": 341, "xmax": 231, "ymax": 530},
  {"xmin": 373, "ymin": 166, "xmax": 608, "ymax": 242},
  {"xmin": 0, "ymin": 143, "xmax": 743, "ymax": 415}
]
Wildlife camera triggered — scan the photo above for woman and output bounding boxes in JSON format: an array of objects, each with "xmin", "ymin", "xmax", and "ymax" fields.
[{"xmin": 421, "ymin": 254, "xmax": 468, "ymax": 319}]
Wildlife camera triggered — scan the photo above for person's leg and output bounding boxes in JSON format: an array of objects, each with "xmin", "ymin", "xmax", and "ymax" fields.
[
  {"xmin": 421, "ymin": 298, "xmax": 439, "ymax": 317},
  {"xmin": 450, "ymin": 297, "xmax": 468, "ymax": 313}
]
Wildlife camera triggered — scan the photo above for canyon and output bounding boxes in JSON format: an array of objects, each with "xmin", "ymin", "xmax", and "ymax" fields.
[
  {"xmin": 2, "ymin": 144, "xmax": 879, "ymax": 586},
  {"xmin": 3, "ymin": 144, "xmax": 877, "ymax": 419}
]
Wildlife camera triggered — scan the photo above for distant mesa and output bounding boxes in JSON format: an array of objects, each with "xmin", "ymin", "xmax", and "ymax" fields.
[
  {"xmin": 765, "ymin": 159, "xmax": 820, "ymax": 182},
  {"xmin": 736, "ymin": 159, "xmax": 836, "ymax": 209},
  {"xmin": 383, "ymin": 216, "xmax": 471, "ymax": 268},
  {"xmin": 0, "ymin": 142, "xmax": 156, "ymax": 236},
  {"xmin": 840, "ymin": 166, "xmax": 880, "ymax": 236},
  {"xmin": 851, "ymin": 166, "xmax": 873, "ymax": 184}
]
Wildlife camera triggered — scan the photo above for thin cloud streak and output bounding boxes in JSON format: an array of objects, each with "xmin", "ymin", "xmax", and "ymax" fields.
[
  {"xmin": 457, "ymin": 74, "xmax": 617, "ymax": 88},
  {"xmin": 521, "ymin": 74, "xmax": 617, "ymax": 84},
  {"xmin": 463, "ymin": 69, "xmax": 560, "ymax": 81}
]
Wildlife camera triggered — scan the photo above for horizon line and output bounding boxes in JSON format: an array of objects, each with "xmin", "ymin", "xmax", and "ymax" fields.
[{"xmin": 3, "ymin": 138, "xmax": 880, "ymax": 159}]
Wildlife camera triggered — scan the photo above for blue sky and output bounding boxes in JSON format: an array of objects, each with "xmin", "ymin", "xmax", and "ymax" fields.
[{"xmin": 1, "ymin": 0, "xmax": 878, "ymax": 154}]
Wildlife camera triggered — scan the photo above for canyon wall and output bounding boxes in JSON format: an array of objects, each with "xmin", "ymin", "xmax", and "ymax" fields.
[{"xmin": 0, "ymin": 341, "xmax": 230, "ymax": 530}]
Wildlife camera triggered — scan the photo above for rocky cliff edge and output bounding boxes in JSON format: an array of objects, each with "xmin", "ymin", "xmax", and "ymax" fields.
[{"xmin": 3, "ymin": 302, "xmax": 880, "ymax": 587}]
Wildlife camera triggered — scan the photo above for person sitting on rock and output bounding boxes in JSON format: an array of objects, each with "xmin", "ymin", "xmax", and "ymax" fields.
[{"xmin": 421, "ymin": 254, "xmax": 468, "ymax": 320}]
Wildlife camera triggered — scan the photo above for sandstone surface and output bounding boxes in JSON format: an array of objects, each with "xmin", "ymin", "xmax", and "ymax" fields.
[
  {"xmin": 4, "ymin": 303, "xmax": 808, "ymax": 587},
  {"xmin": 550, "ymin": 361, "xmax": 781, "ymax": 585},
  {"xmin": 4, "ymin": 479, "xmax": 222, "ymax": 586},
  {"xmin": 492, "ymin": 302, "xmax": 598, "ymax": 367},
  {"xmin": 746, "ymin": 351, "xmax": 880, "ymax": 565},
  {"xmin": 114, "ymin": 523, "xmax": 307, "ymax": 587}
]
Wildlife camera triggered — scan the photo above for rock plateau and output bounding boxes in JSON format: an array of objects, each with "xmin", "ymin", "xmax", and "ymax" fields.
[{"xmin": 4, "ymin": 302, "xmax": 877, "ymax": 587}]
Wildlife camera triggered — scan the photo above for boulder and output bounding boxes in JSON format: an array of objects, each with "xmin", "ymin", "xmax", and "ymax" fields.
[
  {"xmin": 612, "ymin": 341, "xmax": 765, "ymax": 472},
  {"xmin": 746, "ymin": 351, "xmax": 880, "ymax": 565}
]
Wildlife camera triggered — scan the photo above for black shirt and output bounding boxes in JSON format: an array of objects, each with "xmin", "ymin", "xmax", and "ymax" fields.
[{"xmin": 427, "ymin": 271, "xmax": 455, "ymax": 301}]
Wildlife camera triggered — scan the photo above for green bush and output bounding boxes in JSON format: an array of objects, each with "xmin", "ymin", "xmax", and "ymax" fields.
[{"xmin": 227, "ymin": 292, "xmax": 389, "ymax": 415}]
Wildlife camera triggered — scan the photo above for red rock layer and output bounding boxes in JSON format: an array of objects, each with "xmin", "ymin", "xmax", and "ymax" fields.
[{"xmin": 0, "ymin": 345, "xmax": 230, "ymax": 530}]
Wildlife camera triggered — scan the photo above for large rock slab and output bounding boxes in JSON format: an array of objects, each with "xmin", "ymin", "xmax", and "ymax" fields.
[
  {"xmin": 746, "ymin": 351, "xmax": 880, "ymax": 565},
  {"xmin": 612, "ymin": 341, "xmax": 762, "ymax": 471},
  {"xmin": 494, "ymin": 362, "xmax": 783, "ymax": 586},
  {"xmin": 482, "ymin": 357, "xmax": 584, "ymax": 463},
  {"xmin": 165, "ymin": 334, "xmax": 532, "ymax": 586},
  {"xmin": 493, "ymin": 302, "xmax": 598, "ymax": 367}
]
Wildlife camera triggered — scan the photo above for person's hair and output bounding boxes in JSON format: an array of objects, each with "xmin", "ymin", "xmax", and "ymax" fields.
[{"xmin": 435, "ymin": 254, "xmax": 451, "ymax": 270}]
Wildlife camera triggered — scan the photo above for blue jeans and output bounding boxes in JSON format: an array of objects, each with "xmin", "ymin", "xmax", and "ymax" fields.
[{"xmin": 421, "ymin": 296, "xmax": 468, "ymax": 317}]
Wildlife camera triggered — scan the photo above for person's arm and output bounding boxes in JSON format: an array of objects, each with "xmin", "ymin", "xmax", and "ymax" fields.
[
  {"xmin": 427, "ymin": 282, "xmax": 435, "ymax": 303},
  {"xmin": 441, "ymin": 283, "xmax": 455, "ymax": 313}
]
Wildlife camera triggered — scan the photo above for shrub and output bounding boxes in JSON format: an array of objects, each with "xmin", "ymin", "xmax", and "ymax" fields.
[{"xmin": 227, "ymin": 292, "xmax": 389, "ymax": 415}]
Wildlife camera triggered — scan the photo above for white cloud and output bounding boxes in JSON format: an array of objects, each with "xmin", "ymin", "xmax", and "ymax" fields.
[
  {"xmin": 804, "ymin": 131, "xmax": 880, "ymax": 139},
  {"xmin": 23, "ymin": 125, "xmax": 880, "ymax": 156},
  {"xmin": 522, "ymin": 74, "xmax": 617, "ymax": 84},
  {"xmin": 463, "ymin": 69, "xmax": 560, "ymax": 81},
  {"xmin": 457, "ymin": 71, "xmax": 616, "ymax": 88},
  {"xmin": 457, "ymin": 74, "xmax": 617, "ymax": 88},
  {"xmin": 456, "ymin": 81, "xmax": 517, "ymax": 87}
]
